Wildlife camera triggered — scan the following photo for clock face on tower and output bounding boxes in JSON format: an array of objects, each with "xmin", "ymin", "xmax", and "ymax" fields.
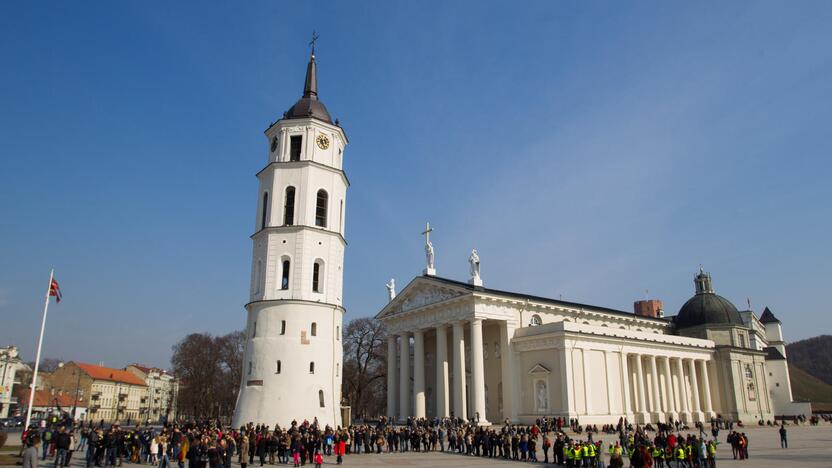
[{"xmin": 316, "ymin": 134, "xmax": 330, "ymax": 150}]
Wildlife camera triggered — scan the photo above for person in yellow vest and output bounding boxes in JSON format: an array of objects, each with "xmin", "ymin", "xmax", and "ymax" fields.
[
  {"xmin": 574, "ymin": 442, "xmax": 583, "ymax": 467},
  {"xmin": 707, "ymin": 440, "xmax": 718, "ymax": 468},
  {"xmin": 652, "ymin": 444, "xmax": 664, "ymax": 468},
  {"xmin": 582, "ymin": 442, "xmax": 591, "ymax": 467},
  {"xmin": 674, "ymin": 443, "xmax": 686, "ymax": 468},
  {"xmin": 566, "ymin": 442, "xmax": 575, "ymax": 468}
]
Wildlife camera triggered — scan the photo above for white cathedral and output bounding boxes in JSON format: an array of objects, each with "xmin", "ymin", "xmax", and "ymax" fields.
[
  {"xmin": 233, "ymin": 47, "xmax": 346, "ymax": 428},
  {"xmin": 377, "ymin": 259, "xmax": 811, "ymax": 425}
]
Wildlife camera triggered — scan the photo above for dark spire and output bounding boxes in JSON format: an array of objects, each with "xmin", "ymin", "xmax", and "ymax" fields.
[
  {"xmin": 760, "ymin": 306, "xmax": 781, "ymax": 324},
  {"xmin": 283, "ymin": 36, "xmax": 332, "ymax": 124},
  {"xmin": 303, "ymin": 53, "xmax": 318, "ymax": 99}
]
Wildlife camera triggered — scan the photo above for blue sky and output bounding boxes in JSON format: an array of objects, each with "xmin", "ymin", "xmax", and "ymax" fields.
[{"xmin": 1, "ymin": 1, "xmax": 830, "ymax": 369}]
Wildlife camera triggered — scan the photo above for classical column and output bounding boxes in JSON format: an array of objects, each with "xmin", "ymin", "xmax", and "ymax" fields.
[
  {"xmin": 620, "ymin": 352, "xmax": 632, "ymax": 418},
  {"xmin": 435, "ymin": 325, "xmax": 449, "ymax": 418},
  {"xmin": 687, "ymin": 358, "xmax": 702, "ymax": 421},
  {"xmin": 413, "ymin": 330, "xmax": 426, "ymax": 419},
  {"xmin": 675, "ymin": 357, "xmax": 691, "ymax": 421},
  {"xmin": 634, "ymin": 354, "xmax": 648, "ymax": 422},
  {"xmin": 399, "ymin": 333, "xmax": 410, "ymax": 422},
  {"xmin": 470, "ymin": 318, "xmax": 488, "ymax": 424},
  {"xmin": 604, "ymin": 351, "xmax": 614, "ymax": 415},
  {"xmin": 698, "ymin": 360, "xmax": 714, "ymax": 418},
  {"xmin": 452, "ymin": 321, "xmax": 467, "ymax": 421},
  {"xmin": 387, "ymin": 335, "xmax": 398, "ymax": 419},
  {"xmin": 499, "ymin": 320, "xmax": 516, "ymax": 422},
  {"xmin": 662, "ymin": 357, "xmax": 678, "ymax": 421},
  {"xmin": 649, "ymin": 355, "xmax": 663, "ymax": 421}
]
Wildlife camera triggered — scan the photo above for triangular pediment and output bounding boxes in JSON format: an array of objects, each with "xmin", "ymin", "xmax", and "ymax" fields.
[
  {"xmin": 528, "ymin": 363, "xmax": 551, "ymax": 375},
  {"xmin": 376, "ymin": 276, "xmax": 469, "ymax": 319}
]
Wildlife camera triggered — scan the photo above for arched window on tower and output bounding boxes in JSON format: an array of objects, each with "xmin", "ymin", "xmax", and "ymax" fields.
[
  {"xmin": 284, "ymin": 187, "xmax": 295, "ymax": 226},
  {"xmin": 261, "ymin": 192, "xmax": 269, "ymax": 230},
  {"xmin": 281, "ymin": 258, "xmax": 291, "ymax": 290},
  {"xmin": 312, "ymin": 260, "xmax": 324, "ymax": 293},
  {"xmin": 309, "ymin": 362, "xmax": 315, "ymax": 374},
  {"xmin": 275, "ymin": 360, "xmax": 281, "ymax": 374},
  {"xmin": 311, "ymin": 322, "xmax": 317, "ymax": 336},
  {"xmin": 315, "ymin": 190, "xmax": 328, "ymax": 227},
  {"xmin": 319, "ymin": 389, "xmax": 325, "ymax": 408}
]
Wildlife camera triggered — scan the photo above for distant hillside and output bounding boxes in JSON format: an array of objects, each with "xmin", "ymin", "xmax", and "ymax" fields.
[
  {"xmin": 786, "ymin": 335, "xmax": 832, "ymax": 386},
  {"xmin": 788, "ymin": 364, "xmax": 832, "ymax": 411}
]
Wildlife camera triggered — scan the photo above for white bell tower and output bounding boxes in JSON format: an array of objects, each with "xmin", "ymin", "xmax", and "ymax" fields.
[{"xmin": 233, "ymin": 45, "xmax": 348, "ymax": 429}]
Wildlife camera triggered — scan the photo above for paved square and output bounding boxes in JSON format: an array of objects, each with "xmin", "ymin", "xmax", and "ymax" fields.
[{"xmin": 6, "ymin": 424, "xmax": 831, "ymax": 468}]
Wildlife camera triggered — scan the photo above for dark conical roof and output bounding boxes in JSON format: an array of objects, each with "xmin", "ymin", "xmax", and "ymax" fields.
[
  {"xmin": 760, "ymin": 307, "xmax": 781, "ymax": 324},
  {"xmin": 284, "ymin": 53, "xmax": 333, "ymax": 124},
  {"xmin": 675, "ymin": 269, "xmax": 744, "ymax": 328}
]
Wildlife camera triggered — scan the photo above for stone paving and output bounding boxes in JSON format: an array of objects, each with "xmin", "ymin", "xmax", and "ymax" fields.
[{"xmin": 6, "ymin": 424, "xmax": 832, "ymax": 468}]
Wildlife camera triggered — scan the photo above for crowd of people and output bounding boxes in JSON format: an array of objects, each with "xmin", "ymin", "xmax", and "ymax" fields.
[{"xmin": 21, "ymin": 412, "xmax": 820, "ymax": 468}]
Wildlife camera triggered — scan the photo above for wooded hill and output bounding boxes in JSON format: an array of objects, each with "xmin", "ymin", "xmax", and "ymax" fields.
[{"xmin": 786, "ymin": 335, "xmax": 832, "ymax": 411}]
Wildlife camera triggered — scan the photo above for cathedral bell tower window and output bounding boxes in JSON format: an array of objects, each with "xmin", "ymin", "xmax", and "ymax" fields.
[
  {"xmin": 289, "ymin": 135, "xmax": 302, "ymax": 161},
  {"xmin": 315, "ymin": 190, "xmax": 328, "ymax": 227},
  {"xmin": 312, "ymin": 261, "xmax": 324, "ymax": 293},
  {"xmin": 261, "ymin": 192, "xmax": 269, "ymax": 230},
  {"xmin": 281, "ymin": 259, "xmax": 291, "ymax": 290},
  {"xmin": 284, "ymin": 187, "xmax": 295, "ymax": 226}
]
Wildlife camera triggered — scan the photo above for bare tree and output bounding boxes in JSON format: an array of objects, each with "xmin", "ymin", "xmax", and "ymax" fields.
[
  {"xmin": 342, "ymin": 317, "xmax": 387, "ymax": 419},
  {"xmin": 171, "ymin": 331, "xmax": 243, "ymax": 420}
]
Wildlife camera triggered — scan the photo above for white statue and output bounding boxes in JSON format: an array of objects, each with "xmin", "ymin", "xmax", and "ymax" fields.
[
  {"xmin": 425, "ymin": 240, "xmax": 435, "ymax": 270},
  {"xmin": 469, "ymin": 249, "xmax": 480, "ymax": 280},
  {"xmin": 536, "ymin": 380, "xmax": 548, "ymax": 411},
  {"xmin": 386, "ymin": 278, "xmax": 396, "ymax": 301}
]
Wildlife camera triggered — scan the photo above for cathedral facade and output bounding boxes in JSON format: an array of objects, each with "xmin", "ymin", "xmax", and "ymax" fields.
[
  {"xmin": 233, "ymin": 48, "xmax": 347, "ymax": 428},
  {"xmin": 377, "ymin": 268, "xmax": 809, "ymax": 425}
]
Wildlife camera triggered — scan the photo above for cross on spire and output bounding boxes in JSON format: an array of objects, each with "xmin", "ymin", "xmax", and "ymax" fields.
[{"xmin": 309, "ymin": 31, "xmax": 320, "ymax": 56}]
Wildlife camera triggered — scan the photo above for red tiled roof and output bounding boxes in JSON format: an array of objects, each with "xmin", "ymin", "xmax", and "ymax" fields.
[
  {"xmin": 75, "ymin": 362, "xmax": 147, "ymax": 386},
  {"xmin": 19, "ymin": 389, "xmax": 87, "ymax": 408}
]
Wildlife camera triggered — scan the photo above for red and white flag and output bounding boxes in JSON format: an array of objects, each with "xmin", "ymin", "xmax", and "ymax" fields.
[{"xmin": 49, "ymin": 278, "xmax": 62, "ymax": 303}]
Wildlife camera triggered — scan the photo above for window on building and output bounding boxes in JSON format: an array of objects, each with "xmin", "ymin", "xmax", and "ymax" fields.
[
  {"xmin": 336, "ymin": 326, "xmax": 340, "ymax": 339},
  {"xmin": 336, "ymin": 363, "xmax": 339, "ymax": 377},
  {"xmin": 270, "ymin": 137, "xmax": 278, "ymax": 153},
  {"xmin": 248, "ymin": 361, "xmax": 252, "ymax": 375},
  {"xmin": 738, "ymin": 334, "xmax": 746, "ymax": 349},
  {"xmin": 281, "ymin": 320, "xmax": 286, "ymax": 335},
  {"xmin": 315, "ymin": 190, "xmax": 328, "ymax": 227},
  {"xmin": 529, "ymin": 314, "xmax": 542, "ymax": 327},
  {"xmin": 283, "ymin": 187, "xmax": 295, "ymax": 226},
  {"xmin": 319, "ymin": 389, "xmax": 325, "ymax": 407},
  {"xmin": 289, "ymin": 136, "xmax": 302, "ymax": 161},
  {"xmin": 311, "ymin": 322, "xmax": 317, "ymax": 336},
  {"xmin": 745, "ymin": 364, "xmax": 754, "ymax": 379},
  {"xmin": 275, "ymin": 360, "xmax": 281, "ymax": 374},
  {"xmin": 312, "ymin": 261, "xmax": 323, "ymax": 293},
  {"xmin": 281, "ymin": 259, "xmax": 290, "ymax": 290},
  {"xmin": 252, "ymin": 321, "xmax": 256, "ymax": 338},
  {"xmin": 261, "ymin": 192, "xmax": 269, "ymax": 229},
  {"xmin": 309, "ymin": 362, "xmax": 315, "ymax": 374},
  {"xmin": 254, "ymin": 260, "xmax": 262, "ymax": 294}
]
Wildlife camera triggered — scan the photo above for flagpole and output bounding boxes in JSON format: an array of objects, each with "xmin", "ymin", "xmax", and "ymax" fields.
[{"xmin": 24, "ymin": 268, "xmax": 53, "ymax": 431}]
